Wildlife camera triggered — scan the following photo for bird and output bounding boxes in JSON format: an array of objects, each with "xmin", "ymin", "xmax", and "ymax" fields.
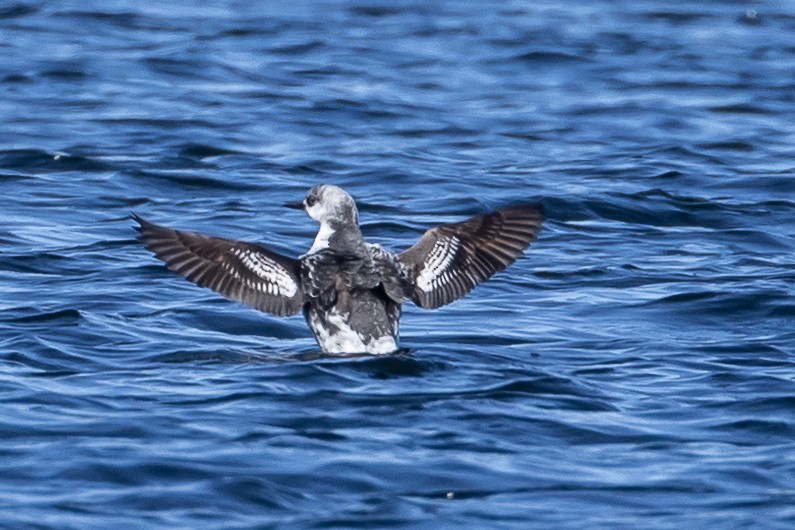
[{"xmin": 133, "ymin": 184, "xmax": 543, "ymax": 355}]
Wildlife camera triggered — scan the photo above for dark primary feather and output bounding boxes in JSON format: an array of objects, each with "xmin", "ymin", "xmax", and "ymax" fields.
[
  {"xmin": 133, "ymin": 214, "xmax": 304, "ymax": 316},
  {"xmin": 398, "ymin": 204, "xmax": 543, "ymax": 309}
]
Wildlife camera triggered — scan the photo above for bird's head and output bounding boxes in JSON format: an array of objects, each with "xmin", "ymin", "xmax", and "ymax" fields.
[{"xmin": 286, "ymin": 184, "xmax": 359, "ymax": 227}]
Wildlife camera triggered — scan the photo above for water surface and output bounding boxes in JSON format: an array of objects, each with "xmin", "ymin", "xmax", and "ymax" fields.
[{"xmin": 2, "ymin": 1, "xmax": 795, "ymax": 528}]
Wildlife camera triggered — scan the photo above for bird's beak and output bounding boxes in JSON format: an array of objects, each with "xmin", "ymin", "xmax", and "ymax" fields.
[{"xmin": 284, "ymin": 201, "xmax": 304, "ymax": 210}]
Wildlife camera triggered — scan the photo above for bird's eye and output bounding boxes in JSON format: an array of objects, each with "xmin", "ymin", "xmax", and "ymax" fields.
[{"xmin": 306, "ymin": 196, "xmax": 317, "ymax": 207}]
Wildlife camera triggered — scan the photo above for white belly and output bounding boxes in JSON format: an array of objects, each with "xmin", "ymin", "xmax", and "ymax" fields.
[{"xmin": 307, "ymin": 309, "xmax": 398, "ymax": 355}]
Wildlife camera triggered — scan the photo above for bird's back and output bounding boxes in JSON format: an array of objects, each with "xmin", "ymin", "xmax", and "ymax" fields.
[{"xmin": 299, "ymin": 246, "xmax": 404, "ymax": 354}]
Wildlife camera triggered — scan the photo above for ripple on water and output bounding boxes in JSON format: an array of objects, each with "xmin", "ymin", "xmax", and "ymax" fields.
[{"xmin": 2, "ymin": 0, "xmax": 795, "ymax": 527}]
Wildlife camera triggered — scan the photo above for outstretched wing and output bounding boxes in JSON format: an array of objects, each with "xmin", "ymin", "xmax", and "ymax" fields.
[
  {"xmin": 398, "ymin": 204, "xmax": 543, "ymax": 309},
  {"xmin": 133, "ymin": 214, "xmax": 304, "ymax": 316}
]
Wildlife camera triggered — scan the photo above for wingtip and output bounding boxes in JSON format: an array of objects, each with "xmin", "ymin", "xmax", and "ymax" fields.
[
  {"xmin": 130, "ymin": 212, "xmax": 143, "ymax": 233},
  {"xmin": 130, "ymin": 212, "xmax": 155, "ymax": 235},
  {"xmin": 501, "ymin": 201, "xmax": 545, "ymax": 222}
]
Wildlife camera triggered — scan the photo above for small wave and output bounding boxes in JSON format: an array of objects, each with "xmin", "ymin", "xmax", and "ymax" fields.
[
  {"xmin": 348, "ymin": 6, "xmax": 403, "ymax": 18},
  {"xmin": 708, "ymin": 103, "xmax": 774, "ymax": 115},
  {"xmin": 270, "ymin": 40, "xmax": 325, "ymax": 55},
  {"xmin": 147, "ymin": 349, "xmax": 263, "ymax": 365},
  {"xmin": 513, "ymin": 50, "xmax": 586, "ymax": 64},
  {"xmin": 697, "ymin": 141, "xmax": 756, "ymax": 152},
  {"xmin": 0, "ymin": 149, "xmax": 110, "ymax": 172},
  {"xmin": 3, "ymin": 308, "xmax": 82, "ymax": 324},
  {"xmin": 57, "ymin": 9, "xmax": 141, "ymax": 28},
  {"xmin": 643, "ymin": 11, "xmax": 714, "ymax": 24},
  {"xmin": 177, "ymin": 143, "xmax": 242, "ymax": 159},
  {"xmin": 129, "ymin": 169, "xmax": 263, "ymax": 192},
  {"xmin": 713, "ymin": 419, "xmax": 795, "ymax": 438},
  {"xmin": 0, "ymin": 4, "xmax": 37, "ymax": 19}
]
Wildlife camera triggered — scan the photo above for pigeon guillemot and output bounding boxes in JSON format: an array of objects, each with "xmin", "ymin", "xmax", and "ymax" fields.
[{"xmin": 133, "ymin": 184, "xmax": 543, "ymax": 354}]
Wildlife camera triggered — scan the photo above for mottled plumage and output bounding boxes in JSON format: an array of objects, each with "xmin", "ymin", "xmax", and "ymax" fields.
[{"xmin": 134, "ymin": 184, "xmax": 543, "ymax": 354}]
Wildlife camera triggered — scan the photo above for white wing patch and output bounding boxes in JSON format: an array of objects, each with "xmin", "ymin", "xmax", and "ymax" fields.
[
  {"xmin": 415, "ymin": 236, "xmax": 459, "ymax": 292},
  {"xmin": 231, "ymin": 248, "xmax": 298, "ymax": 297}
]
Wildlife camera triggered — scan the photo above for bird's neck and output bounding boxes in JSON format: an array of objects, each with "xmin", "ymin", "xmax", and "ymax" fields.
[
  {"xmin": 309, "ymin": 222, "xmax": 335, "ymax": 253},
  {"xmin": 308, "ymin": 221, "xmax": 363, "ymax": 254}
]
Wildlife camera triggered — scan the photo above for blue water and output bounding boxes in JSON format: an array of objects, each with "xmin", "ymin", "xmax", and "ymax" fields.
[{"xmin": 2, "ymin": 1, "xmax": 795, "ymax": 527}]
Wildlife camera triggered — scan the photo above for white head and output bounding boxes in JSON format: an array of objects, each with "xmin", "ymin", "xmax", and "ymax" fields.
[{"xmin": 296, "ymin": 184, "xmax": 359, "ymax": 227}]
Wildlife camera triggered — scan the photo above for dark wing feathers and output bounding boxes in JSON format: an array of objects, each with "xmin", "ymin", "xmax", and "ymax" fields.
[
  {"xmin": 133, "ymin": 214, "xmax": 304, "ymax": 316},
  {"xmin": 398, "ymin": 204, "xmax": 543, "ymax": 309}
]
